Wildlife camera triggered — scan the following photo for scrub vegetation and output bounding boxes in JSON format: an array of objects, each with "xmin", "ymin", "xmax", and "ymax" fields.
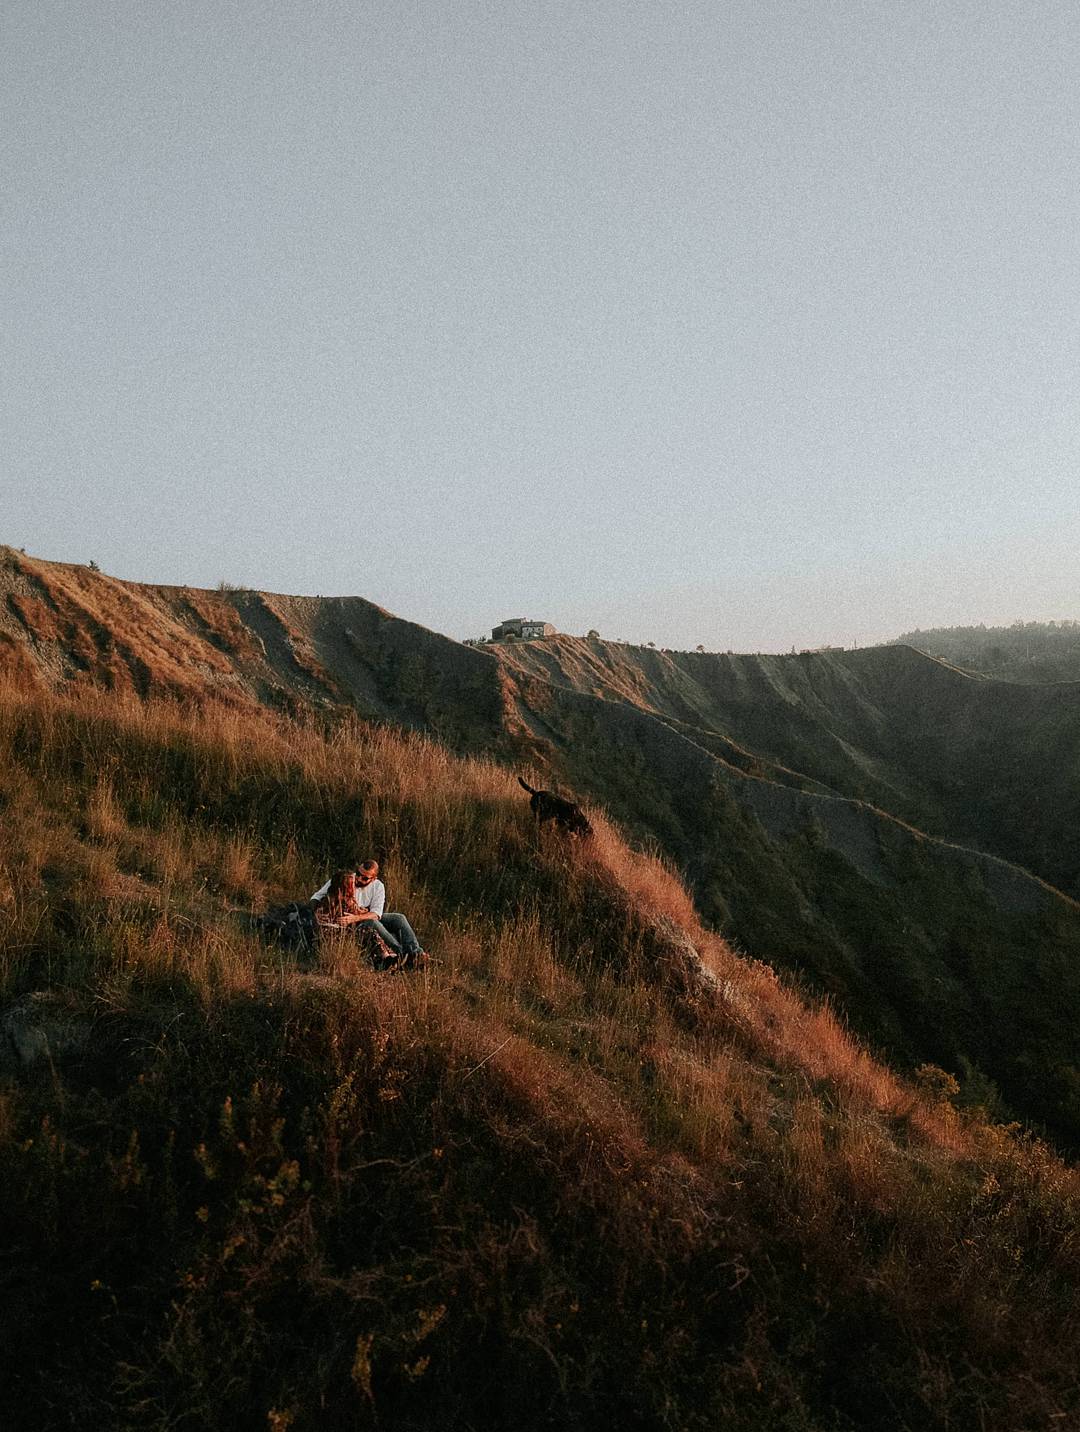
[
  {"xmin": 2, "ymin": 679, "xmax": 1079, "ymax": 1430},
  {"xmin": 894, "ymin": 619, "xmax": 1080, "ymax": 684}
]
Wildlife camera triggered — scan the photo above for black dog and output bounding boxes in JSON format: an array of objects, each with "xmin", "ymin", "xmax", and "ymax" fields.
[{"xmin": 518, "ymin": 776, "xmax": 593, "ymax": 837}]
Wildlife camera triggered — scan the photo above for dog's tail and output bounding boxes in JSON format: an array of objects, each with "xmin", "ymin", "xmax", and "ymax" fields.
[{"xmin": 517, "ymin": 775, "xmax": 539, "ymax": 795}]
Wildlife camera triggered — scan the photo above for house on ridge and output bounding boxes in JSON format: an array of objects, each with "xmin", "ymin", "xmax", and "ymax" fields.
[{"xmin": 491, "ymin": 617, "xmax": 556, "ymax": 641}]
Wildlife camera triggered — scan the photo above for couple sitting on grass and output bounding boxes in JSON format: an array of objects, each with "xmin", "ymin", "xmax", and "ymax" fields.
[{"xmin": 311, "ymin": 859, "xmax": 428, "ymax": 970}]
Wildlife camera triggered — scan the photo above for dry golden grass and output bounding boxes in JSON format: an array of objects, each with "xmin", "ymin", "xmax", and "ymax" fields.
[
  {"xmin": 583, "ymin": 811, "xmax": 700, "ymax": 927},
  {"xmin": 2, "ymin": 676, "xmax": 1080, "ymax": 1429},
  {"xmin": 181, "ymin": 590, "xmax": 263, "ymax": 660},
  {"xmin": 0, "ymin": 671, "xmax": 1044, "ymax": 1162}
]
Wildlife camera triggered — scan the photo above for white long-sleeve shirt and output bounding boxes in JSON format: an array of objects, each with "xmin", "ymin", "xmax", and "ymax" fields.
[{"xmin": 310, "ymin": 876, "xmax": 386, "ymax": 918}]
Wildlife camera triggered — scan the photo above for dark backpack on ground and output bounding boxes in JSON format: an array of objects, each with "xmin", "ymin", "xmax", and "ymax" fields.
[{"xmin": 255, "ymin": 902, "xmax": 318, "ymax": 957}]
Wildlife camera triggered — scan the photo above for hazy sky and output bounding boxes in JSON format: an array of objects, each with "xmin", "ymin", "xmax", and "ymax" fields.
[{"xmin": 4, "ymin": 1, "xmax": 1080, "ymax": 650}]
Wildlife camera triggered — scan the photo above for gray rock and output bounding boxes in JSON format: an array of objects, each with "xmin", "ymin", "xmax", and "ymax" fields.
[{"xmin": 0, "ymin": 991, "xmax": 92, "ymax": 1074}]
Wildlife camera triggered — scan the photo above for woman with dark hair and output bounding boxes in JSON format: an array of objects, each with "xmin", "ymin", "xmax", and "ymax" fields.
[{"xmin": 315, "ymin": 869, "xmax": 365, "ymax": 929}]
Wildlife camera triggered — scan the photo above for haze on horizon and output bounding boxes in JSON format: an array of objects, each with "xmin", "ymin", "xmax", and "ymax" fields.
[{"xmin": 4, "ymin": 1, "xmax": 1079, "ymax": 654}]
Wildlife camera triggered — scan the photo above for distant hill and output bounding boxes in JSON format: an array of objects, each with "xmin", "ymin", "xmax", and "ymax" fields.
[
  {"xmin": 5, "ymin": 549, "xmax": 1080, "ymax": 1146},
  {"xmin": 892, "ymin": 620, "xmax": 1080, "ymax": 683}
]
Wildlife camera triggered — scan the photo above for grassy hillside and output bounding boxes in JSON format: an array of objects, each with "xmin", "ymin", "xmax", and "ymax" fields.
[
  {"xmin": 0, "ymin": 548, "xmax": 508, "ymax": 749},
  {"xmin": 2, "ymin": 680, "xmax": 1080, "ymax": 1430},
  {"xmin": 7, "ymin": 552, "xmax": 1080, "ymax": 1148}
]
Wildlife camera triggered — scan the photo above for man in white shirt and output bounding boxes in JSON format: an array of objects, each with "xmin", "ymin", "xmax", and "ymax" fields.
[{"xmin": 311, "ymin": 859, "xmax": 425, "ymax": 962}]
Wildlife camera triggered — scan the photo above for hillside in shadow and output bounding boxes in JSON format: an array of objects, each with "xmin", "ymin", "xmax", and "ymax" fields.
[
  {"xmin": 489, "ymin": 656, "xmax": 1080, "ymax": 1145},
  {"xmin": 496, "ymin": 634, "xmax": 1080, "ymax": 899}
]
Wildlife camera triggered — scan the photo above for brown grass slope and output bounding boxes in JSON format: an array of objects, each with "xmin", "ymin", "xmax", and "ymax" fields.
[
  {"xmin": 1, "ymin": 680, "xmax": 1080, "ymax": 1430},
  {"xmin": 5, "ymin": 552, "xmax": 1080, "ymax": 1146}
]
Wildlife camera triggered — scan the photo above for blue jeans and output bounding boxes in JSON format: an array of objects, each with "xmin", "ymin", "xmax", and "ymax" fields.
[{"xmin": 368, "ymin": 911, "xmax": 421, "ymax": 957}]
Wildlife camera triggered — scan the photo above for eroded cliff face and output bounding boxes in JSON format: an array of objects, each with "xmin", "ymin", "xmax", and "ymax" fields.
[
  {"xmin": 0, "ymin": 549, "xmax": 509, "ymax": 749},
  {"xmin": 5, "ymin": 548, "xmax": 1080, "ymax": 1138},
  {"xmin": 495, "ymin": 631, "xmax": 1080, "ymax": 899},
  {"xmin": 3, "ymin": 551, "xmax": 1074, "ymax": 919}
]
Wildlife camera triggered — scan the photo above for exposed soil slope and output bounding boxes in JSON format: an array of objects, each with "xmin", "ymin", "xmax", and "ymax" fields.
[
  {"xmin": 0, "ymin": 549, "xmax": 508, "ymax": 750},
  {"xmin": 497, "ymin": 634, "xmax": 1080, "ymax": 898}
]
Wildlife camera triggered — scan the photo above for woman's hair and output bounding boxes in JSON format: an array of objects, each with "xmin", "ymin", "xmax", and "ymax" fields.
[{"xmin": 323, "ymin": 868, "xmax": 358, "ymax": 917}]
